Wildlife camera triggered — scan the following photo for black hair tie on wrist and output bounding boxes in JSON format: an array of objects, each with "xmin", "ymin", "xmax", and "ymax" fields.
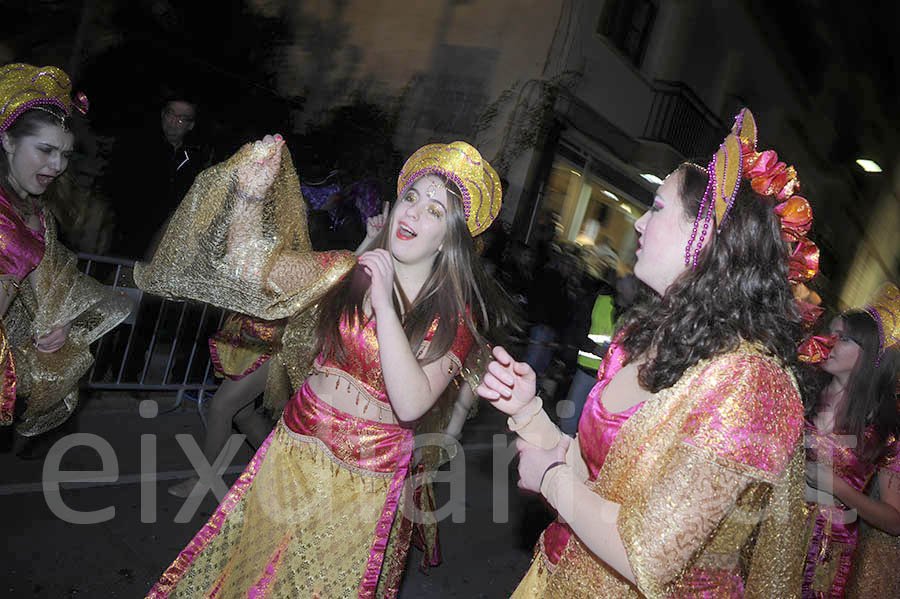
[{"xmin": 540, "ymin": 460, "xmax": 567, "ymax": 490}]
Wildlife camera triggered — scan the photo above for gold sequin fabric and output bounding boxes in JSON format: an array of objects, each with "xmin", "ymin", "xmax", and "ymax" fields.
[
  {"xmin": 133, "ymin": 143, "xmax": 355, "ymax": 322},
  {"xmin": 0, "ymin": 320, "xmax": 15, "ymax": 424},
  {"xmin": 0, "ymin": 63, "xmax": 88, "ymax": 131},
  {"xmin": 5, "ymin": 209, "xmax": 131, "ymax": 436},
  {"xmin": 396, "ymin": 142, "xmax": 501, "ymax": 237},
  {"xmin": 845, "ymin": 522, "xmax": 900, "ymax": 598},
  {"xmin": 152, "ymin": 419, "xmax": 413, "ymax": 599},
  {"xmin": 515, "ymin": 343, "xmax": 808, "ymax": 598}
]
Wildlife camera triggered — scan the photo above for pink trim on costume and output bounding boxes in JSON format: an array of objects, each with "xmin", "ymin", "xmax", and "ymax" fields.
[
  {"xmin": 145, "ymin": 431, "xmax": 276, "ymax": 599},
  {"xmin": 357, "ymin": 450, "xmax": 413, "ymax": 599},
  {"xmin": 247, "ymin": 532, "xmax": 293, "ymax": 599},
  {"xmin": 0, "ymin": 348, "xmax": 15, "ymax": 425}
]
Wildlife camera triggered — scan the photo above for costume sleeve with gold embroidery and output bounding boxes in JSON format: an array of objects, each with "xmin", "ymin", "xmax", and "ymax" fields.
[
  {"xmin": 0, "ymin": 320, "xmax": 15, "ymax": 426},
  {"xmin": 615, "ymin": 353, "xmax": 806, "ymax": 596},
  {"xmin": 134, "ymin": 143, "xmax": 354, "ymax": 321},
  {"xmin": 7, "ymin": 213, "xmax": 132, "ymax": 436}
]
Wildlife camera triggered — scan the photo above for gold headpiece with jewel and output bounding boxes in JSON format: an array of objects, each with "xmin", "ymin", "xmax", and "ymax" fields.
[
  {"xmin": 865, "ymin": 283, "xmax": 900, "ymax": 363},
  {"xmin": 397, "ymin": 141, "xmax": 502, "ymax": 237},
  {"xmin": 0, "ymin": 63, "xmax": 89, "ymax": 132}
]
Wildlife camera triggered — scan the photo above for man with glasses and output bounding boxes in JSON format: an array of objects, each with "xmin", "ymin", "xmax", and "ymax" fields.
[{"xmin": 106, "ymin": 93, "xmax": 209, "ymax": 260}]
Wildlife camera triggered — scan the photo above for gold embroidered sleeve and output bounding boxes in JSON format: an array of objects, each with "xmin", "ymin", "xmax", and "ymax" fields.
[{"xmin": 619, "ymin": 441, "xmax": 758, "ymax": 593}]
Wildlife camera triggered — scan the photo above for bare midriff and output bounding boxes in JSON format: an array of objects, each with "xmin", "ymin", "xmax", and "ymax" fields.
[{"xmin": 306, "ymin": 369, "xmax": 400, "ymax": 425}]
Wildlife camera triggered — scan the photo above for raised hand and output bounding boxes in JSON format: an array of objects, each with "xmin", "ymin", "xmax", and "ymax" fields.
[
  {"xmin": 475, "ymin": 345, "xmax": 537, "ymax": 416},
  {"xmin": 366, "ymin": 201, "xmax": 390, "ymax": 239},
  {"xmin": 358, "ymin": 248, "xmax": 395, "ymax": 316},
  {"xmin": 235, "ymin": 134, "xmax": 285, "ymax": 202}
]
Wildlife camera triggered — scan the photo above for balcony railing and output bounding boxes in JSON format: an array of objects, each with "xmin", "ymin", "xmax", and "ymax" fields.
[{"xmin": 643, "ymin": 80, "xmax": 724, "ymax": 159}]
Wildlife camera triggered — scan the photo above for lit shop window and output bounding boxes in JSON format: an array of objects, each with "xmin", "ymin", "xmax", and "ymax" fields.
[{"xmin": 539, "ymin": 160, "xmax": 643, "ymax": 273}]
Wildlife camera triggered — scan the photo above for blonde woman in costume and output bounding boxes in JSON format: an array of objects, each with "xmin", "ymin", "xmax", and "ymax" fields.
[
  {"xmin": 138, "ymin": 136, "xmax": 506, "ymax": 597},
  {"xmin": 477, "ymin": 109, "xmax": 814, "ymax": 598},
  {"xmin": 0, "ymin": 63, "xmax": 131, "ymax": 441},
  {"xmin": 802, "ymin": 284, "xmax": 900, "ymax": 598}
]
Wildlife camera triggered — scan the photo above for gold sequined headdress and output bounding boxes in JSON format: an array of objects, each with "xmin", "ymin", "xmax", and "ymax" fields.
[
  {"xmin": 685, "ymin": 108, "xmax": 818, "ymax": 277},
  {"xmin": 865, "ymin": 283, "xmax": 900, "ymax": 364},
  {"xmin": 0, "ymin": 63, "xmax": 89, "ymax": 132},
  {"xmin": 397, "ymin": 141, "xmax": 501, "ymax": 237}
]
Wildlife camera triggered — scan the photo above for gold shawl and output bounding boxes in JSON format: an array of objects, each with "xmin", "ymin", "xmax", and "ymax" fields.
[
  {"xmin": 133, "ymin": 144, "xmax": 354, "ymax": 322},
  {"xmin": 538, "ymin": 344, "xmax": 808, "ymax": 598},
  {"xmin": 5, "ymin": 210, "xmax": 133, "ymax": 436}
]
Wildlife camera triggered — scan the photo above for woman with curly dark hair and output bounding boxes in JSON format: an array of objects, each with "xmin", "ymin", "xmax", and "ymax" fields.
[
  {"xmin": 803, "ymin": 286, "xmax": 900, "ymax": 598},
  {"xmin": 477, "ymin": 109, "xmax": 814, "ymax": 598}
]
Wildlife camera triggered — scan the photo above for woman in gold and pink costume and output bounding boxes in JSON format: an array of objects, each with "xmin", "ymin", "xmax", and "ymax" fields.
[
  {"xmin": 477, "ymin": 108, "xmax": 815, "ymax": 598},
  {"xmin": 168, "ymin": 203, "xmax": 391, "ymax": 499},
  {"xmin": 137, "ymin": 136, "xmax": 507, "ymax": 597},
  {"xmin": 802, "ymin": 283, "xmax": 900, "ymax": 598},
  {"xmin": 0, "ymin": 63, "xmax": 130, "ymax": 440}
]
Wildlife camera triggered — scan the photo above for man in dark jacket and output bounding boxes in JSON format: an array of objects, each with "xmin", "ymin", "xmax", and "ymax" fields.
[{"xmin": 106, "ymin": 94, "xmax": 209, "ymax": 259}]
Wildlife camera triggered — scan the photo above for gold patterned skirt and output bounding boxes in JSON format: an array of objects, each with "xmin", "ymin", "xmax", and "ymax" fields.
[
  {"xmin": 147, "ymin": 383, "xmax": 416, "ymax": 599},
  {"xmin": 208, "ymin": 313, "xmax": 286, "ymax": 381}
]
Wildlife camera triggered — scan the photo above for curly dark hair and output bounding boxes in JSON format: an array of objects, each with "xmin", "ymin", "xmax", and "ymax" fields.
[{"xmin": 620, "ymin": 164, "xmax": 801, "ymax": 392}]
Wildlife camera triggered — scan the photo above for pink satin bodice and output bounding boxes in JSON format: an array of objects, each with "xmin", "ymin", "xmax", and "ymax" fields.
[
  {"xmin": 0, "ymin": 187, "xmax": 44, "ymax": 283},
  {"xmin": 543, "ymin": 339, "xmax": 641, "ymax": 563},
  {"xmin": 313, "ymin": 312, "xmax": 473, "ymax": 405}
]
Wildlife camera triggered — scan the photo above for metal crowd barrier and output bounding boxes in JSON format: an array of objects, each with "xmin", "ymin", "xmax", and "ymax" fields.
[{"xmin": 78, "ymin": 252, "xmax": 225, "ymax": 410}]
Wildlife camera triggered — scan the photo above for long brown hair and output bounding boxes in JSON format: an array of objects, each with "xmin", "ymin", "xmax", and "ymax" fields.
[
  {"xmin": 806, "ymin": 311, "xmax": 900, "ymax": 463},
  {"xmin": 620, "ymin": 164, "xmax": 801, "ymax": 392},
  {"xmin": 315, "ymin": 175, "xmax": 508, "ymax": 365}
]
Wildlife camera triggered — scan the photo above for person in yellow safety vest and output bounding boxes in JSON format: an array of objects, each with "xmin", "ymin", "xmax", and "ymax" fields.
[{"xmin": 559, "ymin": 293, "xmax": 615, "ymax": 435}]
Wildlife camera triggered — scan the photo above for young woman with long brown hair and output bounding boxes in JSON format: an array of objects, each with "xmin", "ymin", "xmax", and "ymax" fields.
[
  {"xmin": 139, "ymin": 136, "xmax": 509, "ymax": 597},
  {"xmin": 803, "ymin": 286, "xmax": 900, "ymax": 598},
  {"xmin": 0, "ymin": 63, "xmax": 130, "ymax": 447}
]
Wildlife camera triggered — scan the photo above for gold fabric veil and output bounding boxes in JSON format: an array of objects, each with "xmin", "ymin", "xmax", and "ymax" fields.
[
  {"xmin": 6, "ymin": 210, "xmax": 132, "ymax": 436},
  {"xmin": 134, "ymin": 143, "xmax": 354, "ymax": 321}
]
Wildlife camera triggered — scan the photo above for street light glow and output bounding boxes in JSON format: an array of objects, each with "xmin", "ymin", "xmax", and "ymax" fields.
[
  {"xmin": 640, "ymin": 173, "xmax": 663, "ymax": 184},
  {"xmin": 856, "ymin": 159, "xmax": 883, "ymax": 173}
]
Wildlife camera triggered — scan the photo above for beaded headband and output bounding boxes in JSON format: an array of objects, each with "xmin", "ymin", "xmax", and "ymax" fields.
[
  {"xmin": 0, "ymin": 63, "xmax": 89, "ymax": 133},
  {"xmin": 397, "ymin": 141, "xmax": 502, "ymax": 237},
  {"xmin": 686, "ymin": 109, "xmax": 829, "ymax": 363},
  {"xmin": 683, "ymin": 108, "xmax": 818, "ymax": 283}
]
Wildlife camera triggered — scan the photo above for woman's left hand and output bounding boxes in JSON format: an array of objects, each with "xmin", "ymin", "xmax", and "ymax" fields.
[
  {"xmin": 517, "ymin": 434, "xmax": 570, "ymax": 493},
  {"xmin": 366, "ymin": 201, "xmax": 389, "ymax": 239},
  {"xmin": 358, "ymin": 249, "xmax": 395, "ymax": 316},
  {"xmin": 35, "ymin": 322, "xmax": 71, "ymax": 353}
]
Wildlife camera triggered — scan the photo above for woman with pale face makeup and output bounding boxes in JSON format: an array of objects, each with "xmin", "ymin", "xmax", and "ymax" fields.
[
  {"xmin": 139, "ymin": 139, "xmax": 514, "ymax": 597},
  {"xmin": 476, "ymin": 109, "xmax": 817, "ymax": 597},
  {"xmin": 0, "ymin": 63, "xmax": 131, "ymax": 444},
  {"xmin": 801, "ymin": 290, "xmax": 900, "ymax": 598}
]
